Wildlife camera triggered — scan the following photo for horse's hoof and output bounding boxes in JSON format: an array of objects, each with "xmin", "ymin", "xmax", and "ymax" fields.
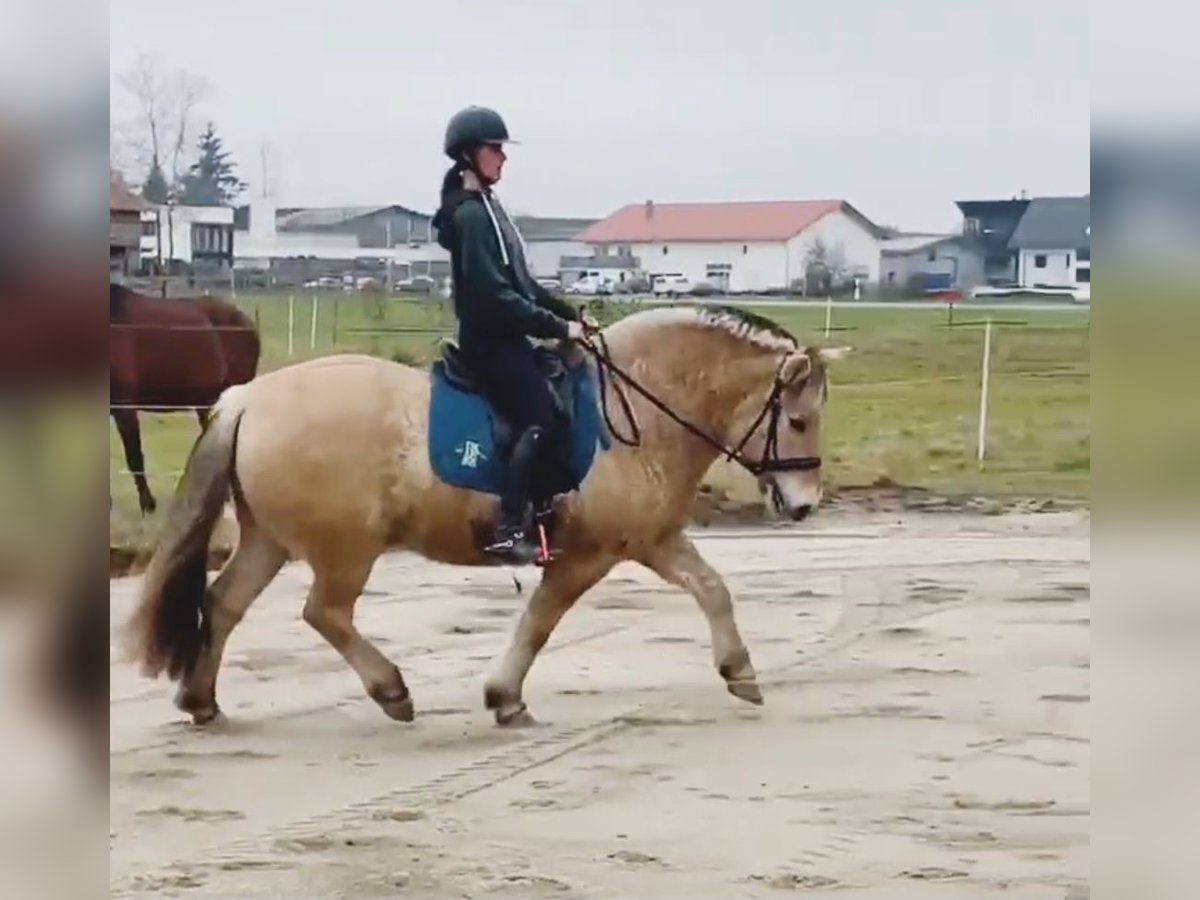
[
  {"xmin": 727, "ymin": 680, "xmax": 764, "ymax": 706},
  {"xmin": 380, "ymin": 695, "xmax": 415, "ymax": 722},
  {"xmin": 369, "ymin": 680, "xmax": 414, "ymax": 722},
  {"xmin": 176, "ymin": 695, "xmax": 221, "ymax": 725},
  {"xmin": 496, "ymin": 704, "xmax": 539, "ymax": 728}
]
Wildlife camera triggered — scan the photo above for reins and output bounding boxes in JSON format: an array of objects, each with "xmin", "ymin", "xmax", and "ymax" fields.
[{"xmin": 578, "ymin": 330, "xmax": 821, "ymax": 477}]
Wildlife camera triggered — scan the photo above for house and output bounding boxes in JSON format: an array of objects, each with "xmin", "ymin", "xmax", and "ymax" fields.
[
  {"xmin": 109, "ymin": 172, "xmax": 145, "ymax": 276},
  {"xmin": 577, "ymin": 199, "xmax": 883, "ymax": 293},
  {"xmin": 1008, "ymin": 195, "xmax": 1090, "ymax": 291},
  {"xmin": 512, "ymin": 215, "xmax": 597, "ymax": 280},
  {"xmin": 140, "ymin": 203, "xmax": 236, "ymax": 272},
  {"xmin": 953, "ymin": 197, "xmax": 1030, "ymax": 285},
  {"xmin": 880, "ymin": 233, "xmax": 986, "ymax": 293}
]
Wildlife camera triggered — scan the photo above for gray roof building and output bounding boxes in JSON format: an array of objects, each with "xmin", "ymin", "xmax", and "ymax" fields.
[{"xmin": 1009, "ymin": 196, "xmax": 1090, "ymax": 250}]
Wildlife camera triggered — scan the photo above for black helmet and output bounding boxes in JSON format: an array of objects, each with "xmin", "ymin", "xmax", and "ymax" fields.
[{"xmin": 443, "ymin": 106, "xmax": 517, "ymax": 159}]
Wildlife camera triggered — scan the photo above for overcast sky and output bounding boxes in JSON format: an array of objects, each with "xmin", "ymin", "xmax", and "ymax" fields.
[{"xmin": 109, "ymin": 0, "xmax": 1089, "ymax": 231}]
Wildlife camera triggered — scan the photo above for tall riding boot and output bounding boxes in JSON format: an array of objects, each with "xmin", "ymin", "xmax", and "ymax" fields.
[{"xmin": 484, "ymin": 426, "xmax": 544, "ymax": 565}]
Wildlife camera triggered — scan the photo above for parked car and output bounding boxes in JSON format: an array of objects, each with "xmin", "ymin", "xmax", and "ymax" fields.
[
  {"xmin": 652, "ymin": 274, "xmax": 692, "ymax": 298},
  {"xmin": 395, "ymin": 275, "xmax": 437, "ymax": 293},
  {"xmin": 565, "ymin": 274, "xmax": 614, "ymax": 296},
  {"xmin": 536, "ymin": 276, "xmax": 562, "ymax": 292}
]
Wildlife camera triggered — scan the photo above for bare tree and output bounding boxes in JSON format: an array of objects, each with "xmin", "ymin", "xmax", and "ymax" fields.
[
  {"xmin": 803, "ymin": 237, "xmax": 849, "ymax": 295},
  {"xmin": 113, "ymin": 54, "xmax": 210, "ymax": 265},
  {"xmin": 115, "ymin": 54, "xmax": 210, "ymax": 191}
]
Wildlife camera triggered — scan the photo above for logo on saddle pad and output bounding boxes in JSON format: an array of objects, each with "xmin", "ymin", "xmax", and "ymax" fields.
[{"xmin": 458, "ymin": 440, "xmax": 486, "ymax": 469}]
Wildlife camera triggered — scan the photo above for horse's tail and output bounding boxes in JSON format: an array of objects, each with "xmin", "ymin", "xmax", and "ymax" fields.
[{"xmin": 123, "ymin": 385, "xmax": 248, "ymax": 682}]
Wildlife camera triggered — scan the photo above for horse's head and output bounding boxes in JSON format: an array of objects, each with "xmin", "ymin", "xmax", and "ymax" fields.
[
  {"xmin": 595, "ymin": 305, "xmax": 850, "ymax": 523},
  {"xmin": 738, "ymin": 344, "xmax": 850, "ymax": 522}
]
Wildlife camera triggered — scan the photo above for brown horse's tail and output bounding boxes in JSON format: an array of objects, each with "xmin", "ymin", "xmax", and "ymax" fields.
[{"xmin": 123, "ymin": 387, "xmax": 248, "ymax": 682}]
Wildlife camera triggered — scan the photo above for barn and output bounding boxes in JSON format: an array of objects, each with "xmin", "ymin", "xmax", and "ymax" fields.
[{"xmin": 577, "ymin": 199, "xmax": 883, "ymax": 293}]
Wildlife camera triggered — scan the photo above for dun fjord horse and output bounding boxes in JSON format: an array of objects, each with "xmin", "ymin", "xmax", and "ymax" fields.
[
  {"xmin": 125, "ymin": 306, "xmax": 848, "ymax": 727},
  {"xmin": 109, "ymin": 283, "xmax": 260, "ymax": 514}
]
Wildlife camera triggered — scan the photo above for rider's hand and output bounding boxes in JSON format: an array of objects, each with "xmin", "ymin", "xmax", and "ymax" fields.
[
  {"xmin": 566, "ymin": 320, "xmax": 586, "ymax": 341},
  {"xmin": 580, "ymin": 313, "xmax": 600, "ymax": 332}
]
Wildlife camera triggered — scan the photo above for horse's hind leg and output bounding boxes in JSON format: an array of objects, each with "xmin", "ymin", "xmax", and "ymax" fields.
[
  {"xmin": 643, "ymin": 531, "xmax": 762, "ymax": 705},
  {"xmin": 484, "ymin": 553, "xmax": 615, "ymax": 726},
  {"xmin": 302, "ymin": 554, "xmax": 413, "ymax": 722},
  {"xmin": 111, "ymin": 407, "xmax": 156, "ymax": 515},
  {"xmin": 174, "ymin": 525, "xmax": 288, "ymax": 724}
]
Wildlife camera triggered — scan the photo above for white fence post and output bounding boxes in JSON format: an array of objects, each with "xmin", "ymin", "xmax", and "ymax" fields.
[
  {"xmin": 824, "ymin": 294, "xmax": 833, "ymax": 339},
  {"xmin": 977, "ymin": 317, "xmax": 993, "ymax": 466},
  {"xmin": 310, "ymin": 295, "xmax": 319, "ymax": 350},
  {"xmin": 287, "ymin": 294, "xmax": 295, "ymax": 357}
]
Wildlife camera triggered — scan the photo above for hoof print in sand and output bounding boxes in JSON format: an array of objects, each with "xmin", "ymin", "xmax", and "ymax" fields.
[
  {"xmin": 136, "ymin": 806, "xmax": 245, "ymax": 823},
  {"xmin": 747, "ymin": 872, "xmax": 839, "ymax": 890},
  {"xmin": 898, "ymin": 866, "xmax": 969, "ymax": 881},
  {"xmin": 608, "ymin": 849, "xmax": 669, "ymax": 868}
]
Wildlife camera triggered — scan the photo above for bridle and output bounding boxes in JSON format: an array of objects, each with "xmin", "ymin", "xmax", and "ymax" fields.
[{"xmin": 580, "ymin": 331, "xmax": 822, "ymax": 477}]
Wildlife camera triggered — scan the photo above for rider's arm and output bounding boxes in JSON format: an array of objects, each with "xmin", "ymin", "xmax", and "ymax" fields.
[
  {"xmin": 455, "ymin": 201, "xmax": 571, "ymax": 341},
  {"xmin": 529, "ymin": 281, "xmax": 582, "ymax": 322}
]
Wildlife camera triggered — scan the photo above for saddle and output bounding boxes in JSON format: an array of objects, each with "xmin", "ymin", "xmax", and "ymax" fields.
[{"xmin": 437, "ymin": 341, "xmax": 576, "ymax": 458}]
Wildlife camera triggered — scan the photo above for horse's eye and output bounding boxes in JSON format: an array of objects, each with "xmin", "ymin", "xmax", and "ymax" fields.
[{"xmin": 789, "ymin": 417, "xmax": 807, "ymax": 433}]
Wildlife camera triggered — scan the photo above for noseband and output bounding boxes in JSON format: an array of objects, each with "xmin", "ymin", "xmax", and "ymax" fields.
[{"xmin": 582, "ymin": 334, "xmax": 822, "ymax": 478}]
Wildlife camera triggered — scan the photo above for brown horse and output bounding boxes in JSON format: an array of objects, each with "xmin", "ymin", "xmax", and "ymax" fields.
[
  {"xmin": 109, "ymin": 284, "xmax": 260, "ymax": 514},
  {"xmin": 124, "ymin": 305, "xmax": 848, "ymax": 727}
]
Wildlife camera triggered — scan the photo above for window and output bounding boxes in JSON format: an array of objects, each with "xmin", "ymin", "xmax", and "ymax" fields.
[
  {"xmin": 1076, "ymin": 267, "xmax": 1091, "ymax": 283},
  {"xmin": 963, "ymin": 217, "xmax": 981, "ymax": 236},
  {"xmin": 927, "ymin": 248, "xmax": 937, "ymax": 262},
  {"xmin": 1065, "ymin": 252, "xmax": 1071, "ymax": 268},
  {"xmin": 742, "ymin": 244, "xmax": 748, "ymax": 254},
  {"xmin": 661, "ymin": 245, "xmax": 669, "ymax": 255},
  {"xmin": 1034, "ymin": 254, "xmax": 1047, "ymax": 268},
  {"xmin": 887, "ymin": 271, "xmax": 896, "ymax": 283}
]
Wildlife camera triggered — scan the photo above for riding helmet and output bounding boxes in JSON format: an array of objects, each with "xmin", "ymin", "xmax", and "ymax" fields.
[{"xmin": 443, "ymin": 106, "xmax": 517, "ymax": 159}]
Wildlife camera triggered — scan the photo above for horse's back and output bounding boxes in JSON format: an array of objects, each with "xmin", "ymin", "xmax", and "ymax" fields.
[
  {"xmin": 110, "ymin": 288, "xmax": 230, "ymax": 407},
  {"xmin": 230, "ymin": 353, "xmax": 441, "ymax": 556},
  {"xmin": 194, "ymin": 296, "xmax": 260, "ymax": 386}
]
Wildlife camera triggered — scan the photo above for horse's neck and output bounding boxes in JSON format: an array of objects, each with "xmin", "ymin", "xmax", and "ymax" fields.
[{"xmin": 605, "ymin": 326, "xmax": 773, "ymax": 470}]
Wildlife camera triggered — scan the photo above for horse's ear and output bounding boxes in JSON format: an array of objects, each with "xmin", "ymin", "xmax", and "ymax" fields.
[
  {"xmin": 816, "ymin": 346, "xmax": 853, "ymax": 364},
  {"xmin": 780, "ymin": 351, "xmax": 813, "ymax": 385}
]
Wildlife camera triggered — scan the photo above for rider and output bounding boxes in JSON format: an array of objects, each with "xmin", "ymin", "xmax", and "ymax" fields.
[{"xmin": 431, "ymin": 105, "xmax": 592, "ymax": 564}]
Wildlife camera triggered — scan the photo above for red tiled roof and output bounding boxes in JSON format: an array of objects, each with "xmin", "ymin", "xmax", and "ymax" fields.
[{"xmin": 577, "ymin": 199, "xmax": 851, "ymax": 243}]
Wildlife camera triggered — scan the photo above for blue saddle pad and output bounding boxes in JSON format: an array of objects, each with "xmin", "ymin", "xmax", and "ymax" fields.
[{"xmin": 428, "ymin": 359, "xmax": 611, "ymax": 496}]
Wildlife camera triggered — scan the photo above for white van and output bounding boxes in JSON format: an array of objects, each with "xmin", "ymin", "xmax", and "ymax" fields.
[
  {"xmin": 652, "ymin": 274, "xmax": 692, "ymax": 298},
  {"xmin": 565, "ymin": 272, "xmax": 614, "ymax": 295}
]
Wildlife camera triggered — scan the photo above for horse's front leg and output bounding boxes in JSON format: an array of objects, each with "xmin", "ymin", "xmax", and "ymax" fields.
[
  {"xmin": 643, "ymin": 530, "xmax": 762, "ymax": 705},
  {"xmin": 483, "ymin": 553, "xmax": 615, "ymax": 726}
]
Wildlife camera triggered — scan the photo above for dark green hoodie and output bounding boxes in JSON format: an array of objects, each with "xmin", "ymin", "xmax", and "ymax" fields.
[{"xmin": 433, "ymin": 185, "xmax": 579, "ymax": 344}]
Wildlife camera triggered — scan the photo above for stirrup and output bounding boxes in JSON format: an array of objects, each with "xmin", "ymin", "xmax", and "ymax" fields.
[{"xmin": 484, "ymin": 528, "xmax": 540, "ymax": 565}]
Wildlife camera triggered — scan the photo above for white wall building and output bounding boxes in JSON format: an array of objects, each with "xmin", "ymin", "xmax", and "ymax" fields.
[
  {"xmin": 232, "ymin": 197, "xmax": 449, "ymax": 272},
  {"xmin": 140, "ymin": 203, "xmax": 235, "ymax": 268},
  {"xmin": 511, "ymin": 216, "xmax": 597, "ymax": 280},
  {"xmin": 578, "ymin": 199, "xmax": 882, "ymax": 293},
  {"xmin": 1008, "ymin": 195, "xmax": 1090, "ymax": 293}
]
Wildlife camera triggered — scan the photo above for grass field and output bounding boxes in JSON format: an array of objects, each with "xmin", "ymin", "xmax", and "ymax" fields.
[{"xmin": 109, "ymin": 292, "xmax": 1089, "ymax": 548}]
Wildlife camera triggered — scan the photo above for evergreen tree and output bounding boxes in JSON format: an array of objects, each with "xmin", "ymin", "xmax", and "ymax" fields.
[
  {"xmin": 178, "ymin": 122, "xmax": 246, "ymax": 206},
  {"xmin": 142, "ymin": 157, "xmax": 170, "ymax": 204}
]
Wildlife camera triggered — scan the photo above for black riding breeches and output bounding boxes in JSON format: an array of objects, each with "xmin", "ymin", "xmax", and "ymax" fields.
[{"xmin": 459, "ymin": 337, "xmax": 565, "ymax": 522}]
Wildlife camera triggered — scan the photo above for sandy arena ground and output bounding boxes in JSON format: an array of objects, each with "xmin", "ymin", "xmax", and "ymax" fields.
[{"xmin": 110, "ymin": 509, "xmax": 1089, "ymax": 899}]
